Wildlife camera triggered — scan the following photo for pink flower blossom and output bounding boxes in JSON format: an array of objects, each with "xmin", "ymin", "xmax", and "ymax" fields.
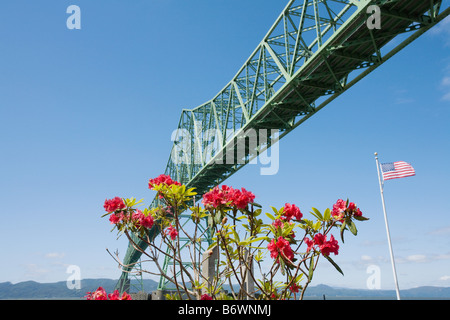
[
  {"xmin": 202, "ymin": 185, "xmax": 255, "ymax": 210},
  {"xmin": 86, "ymin": 287, "xmax": 132, "ymax": 300},
  {"xmin": 132, "ymin": 209, "xmax": 154, "ymax": 229},
  {"xmin": 109, "ymin": 212, "xmax": 124, "ymax": 225},
  {"xmin": 272, "ymin": 219, "xmax": 284, "ymax": 229},
  {"xmin": 289, "ymin": 283, "xmax": 300, "ymax": 293},
  {"xmin": 104, "ymin": 197, "xmax": 126, "ymax": 212},
  {"xmin": 148, "ymin": 174, "xmax": 181, "ymax": 190},
  {"xmin": 200, "ymin": 294, "xmax": 213, "ymax": 300},
  {"xmin": 268, "ymin": 236, "xmax": 294, "ymax": 263},
  {"xmin": 332, "ymin": 199, "xmax": 346, "ymax": 221},
  {"xmin": 166, "ymin": 225, "xmax": 178, "ymax": 240},
  {"xmin": 85, "ymin": 287, "xmax": 107, "ymax": 300},
  {"xmin": 283, "ymin": 203, "xmax": 303, "ymax": 221},
  {"xmin": 305, "ymin": 233, "xmax": 339, "ymax": 256},
  {"xmin": 332, "ymin": 199, "xmax": 365, "ymax": 221},
  {"xmin": 108, "ymin": 290, "xmax": 120, "ymax": 300}
]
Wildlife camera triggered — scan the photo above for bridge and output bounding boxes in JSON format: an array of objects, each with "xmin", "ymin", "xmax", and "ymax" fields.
[{"xmin": 114, "ymin": 0, "xmax": 450, "ymax": 294}]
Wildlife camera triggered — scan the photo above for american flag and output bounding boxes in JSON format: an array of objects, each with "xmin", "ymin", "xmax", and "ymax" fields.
[{"xmin": 381, "ymin": 161, "xmax": 415, "ymax": 181}]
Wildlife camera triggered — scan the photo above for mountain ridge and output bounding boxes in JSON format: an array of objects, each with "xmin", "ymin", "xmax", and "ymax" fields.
[{"xmin": 1, "ymin": 279, "xmax": 449, "ymax": 299}]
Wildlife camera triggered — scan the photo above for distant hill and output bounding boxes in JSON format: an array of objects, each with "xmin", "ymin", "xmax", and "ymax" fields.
[
  {"xmin": 1, "ymin": 279, "xmax": 449, "ymax": 299},
  {"xmin": 0, "ymin": 278, "xmax": 158, "ymax": 300},
  {"xmin": 303, "ymin": 284, "xmax": 450, "ymax": 299}
]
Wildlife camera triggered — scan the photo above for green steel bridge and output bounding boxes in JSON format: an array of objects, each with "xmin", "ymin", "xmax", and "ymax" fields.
[{"xmin": 115, "ymin": 0, "xmax": 450, "ymax": 294}]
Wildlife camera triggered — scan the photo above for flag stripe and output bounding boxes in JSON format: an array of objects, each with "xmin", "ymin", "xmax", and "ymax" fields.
[{"xmin": 381, "ymin": 161, "xmax": 415, "ymax": 181}]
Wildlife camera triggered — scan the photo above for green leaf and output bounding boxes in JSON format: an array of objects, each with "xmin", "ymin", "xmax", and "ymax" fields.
[
  {"xmin": 308, "ymin": 257, "xmax": 315, "ymax": 281},
  {"xmin": 310, "ymin": 207, "xmax": 323, "ymax": 220},
  {"xmin": 265, "ymin": 212, "xmax": 276, "ymax": 221},
  {"xmin": 348, "ymin": 219, "xmax": 358, "ymax": 236},
  {"xmin": 248, "ymin": 236, "xmax": 270, "ymax": 244},
  {"xmin": 324, "ymin": 254, "xmax": 344, "ymax": 276},
  {"xmin": 229, "ymin": 228, "xmax": 239, "ymax": 243},
  {"xmin": 271, "ymin": 206, "xmax": 279, "ymax": 216},
  {"xmin": 354, "ymin": 215, "xmax": 369, "ymax": 221},
  {"xmin": 312, "ymin": 221, "xmax": 322, "ymax": 231},
  {"xmin": 253, "ymin": 209, "xmax": 262, "ymax": 217},
  {"xmin": 252, "ymin": 202, "xmax": 262, "ymax": 208},
  {"xmin": 323, "ymin": 208, "xmax": 331, "ymax": 221},
  {"xmin": 101, "ymin": 212, "xmax": 111, "ymax": 218},
  {"xmin": 340, "ymin": 220, "xmax": 346, "ymax": 243}
]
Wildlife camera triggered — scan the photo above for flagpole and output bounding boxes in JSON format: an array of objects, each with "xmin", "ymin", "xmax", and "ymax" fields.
[{"xmin": 374, "ymin": 152, "xmax": 401, "ymax": 300}]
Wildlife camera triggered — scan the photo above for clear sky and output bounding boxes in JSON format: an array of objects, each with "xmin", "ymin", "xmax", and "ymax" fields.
[{"xmin": 1, "ymin": 1, "xmax": 449, "ymax": 292}]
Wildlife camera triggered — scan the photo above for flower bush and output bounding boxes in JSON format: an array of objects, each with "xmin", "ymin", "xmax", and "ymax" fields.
[
  {"xmin": 85, "ymin": 287, "xmax": 132, "ymax": 300},
  {"xmin": 101, "ymin": 174, "xmax": 368, "ymax": 300}
]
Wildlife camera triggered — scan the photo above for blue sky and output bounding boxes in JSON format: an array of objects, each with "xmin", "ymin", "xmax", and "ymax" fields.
[{"xmin": 1, "ymin": 1, "xmax": 449, "ymax": 293}]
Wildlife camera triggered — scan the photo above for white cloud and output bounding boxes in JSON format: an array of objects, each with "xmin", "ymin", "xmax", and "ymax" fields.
[
  {"xmin": 406, "ymin": 254, "xmax": 427, "ymax": 263},
  {"xmin": 440, "ymin": 76, "xmax": 450, "ymax": 101},
  {"xmin": 428, "ymin": 226, "xmax": 450, "ymax": 235},
  {"xmin": 441, "ymin": 77, "xmax": 450, "ymax": 86},
  {"xmin": 45, "ymin": 252, "xmax": 65, "ymax": 259},
  {"xmin": 361, "ymin": 255, "xmax": 373, "ymax": 261},
  {"xmin": 430, "ymin": 16, "xmax": 450, "ymax": 35},
  {"xmin": 24, "ymin": 263, "xmax": 50, "ymax": 278},
  {"xmin": 439, "ymin": 275, "xmax": 450, "ymax": 281}
]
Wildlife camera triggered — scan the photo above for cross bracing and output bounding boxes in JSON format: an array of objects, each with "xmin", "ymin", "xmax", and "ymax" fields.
[{"xmin": 115, "ymin": 0, "xmax": 450, "ymax": 293}]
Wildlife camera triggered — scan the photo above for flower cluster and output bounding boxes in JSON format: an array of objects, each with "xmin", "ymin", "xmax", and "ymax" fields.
[
  {"xmin": 133, "ymin": 209, "xmax": 154, "ymax": 229},
  {"xmin": 305, "ymin": 233, "xmax": 339, "ymax": 256},
  {"xmin": 148, "ymin": 174, "xmax": 181, "ymax": 190},
  {"xmin": 85, "ymin": 287, "xmax": 132, "ymax": 300},
  {"xmin": 267, "ymin": 236, "xmax": 294, "ymax": 263},
  {"xmin": 332, "ymin": 199, "xmax": 363, "ymax": 221},
  {"xmin": 104, "ymin": 197, "xmax": 127, "ymax": 225},
  {"xmin": 165, "ymin": 225, "xmax": 178, "ymax": 240},
  {"xmin": 104, "ymin": 198, "xmax": 155, "ymax": 230},
  {"xmin": 202, "ymin": 185, "xmax": 255, "ymax": 210},
  {"xmin": 103, "ymin": 197, "xmax": 126, "ymax": 212},
  {"xmin": 282, "ymin": 203, "xmax": 303, "ymax": 221}
]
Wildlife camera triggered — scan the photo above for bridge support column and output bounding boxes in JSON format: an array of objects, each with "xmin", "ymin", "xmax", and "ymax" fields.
[
  {"xmin": 240, "ymin": 248, "xmax": 255, "ymax": 300},
  {"xmin": 200, "ymin": 245, "xmax": 218, "ymax": 296}
]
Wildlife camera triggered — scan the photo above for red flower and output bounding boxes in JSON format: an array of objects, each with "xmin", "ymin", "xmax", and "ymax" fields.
[
  {"xmin": 268, "ymin": 239, "xmax": 278, "ymax": 259},
  {"xmin": 104, "ymin": 197, "xmax": 126, "ymax": 212},
  {"xmin": 283, "ymin": 203, "xmax": 302, "ymax": 221},
  {"xmin": 85, "ymin": 287, "xmax": 107, "ymax": 300},
  {"xmin": 332, "ymin": 199, "xmax": 364, "ymax": 221},
  {"xmin": 305, "ymin": 233, "xmax": 339, "ymax": 256},
  {"xmin": 331, "ymin": 199, "xmax": 346, "ymax": 221},
  {"xmin": 166, "ymin": 225, "xmax": 178, "ymax": 240},
  {"xmin": 304, "ymin": 237, "xmax": 314, "ymax": 253},
  {"xmin": 108, "ymin": 290, "xmax": 120, "ymax": 300},
  {"xmin": 132, "ymin": 209, "xmax": 154, "ymax": 229},
  {"xmin": 86, "ymin": 287, "xmax": 132, "ymax": 300},
  {"xmin": 231, "ymin": 187, "xmax": 256, "ymax": 209},
  {"xmin": 200, "ymin": 294, "xmax": 213, "ymax": 300},
  {"xmin": 202, "ymin": 185, "xmax": 232, "ymax": 208},
  {"xmin": 148, "ymin": 174, "xmax": 181, "ymax": 190},
  {"xmin": 272, "ymin": 219, "xmax": 283, "ymax": 229},
  {"xmin": 109, "ymin": 212, "xmax": 124, "ymax": 225},
  {"xmin": 202, "ymin": 185, "xmax": 255, "ymax": 210},
  {"xmin": 120, "ymin": 292, "xmax": 132, "ymax": 300},
  {"xmin": 289, "ymin": 283, "xmax": 300, "ymax": 293},
  {"xmin": 268, "ymin": 236, "xmax": 294, "ymax": 263}
]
